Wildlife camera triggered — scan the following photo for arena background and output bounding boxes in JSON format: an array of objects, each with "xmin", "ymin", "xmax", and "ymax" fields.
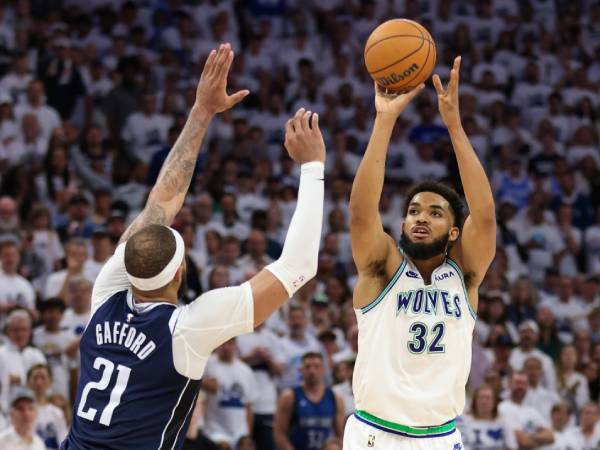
[{"xmin": 0, "ymin": 0, "xmax": 598, "ymax": 449}]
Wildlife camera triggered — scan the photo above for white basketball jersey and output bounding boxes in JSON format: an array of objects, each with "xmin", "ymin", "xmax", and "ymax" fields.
[{"xmin": 353, "ymin": 256, "xmax": 476, "ymax": 427}]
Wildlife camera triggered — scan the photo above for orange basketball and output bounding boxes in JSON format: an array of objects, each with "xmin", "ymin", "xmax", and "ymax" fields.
[{"xmin": 364, "ymin": 19, "xmax": 436, "ymax": 93}]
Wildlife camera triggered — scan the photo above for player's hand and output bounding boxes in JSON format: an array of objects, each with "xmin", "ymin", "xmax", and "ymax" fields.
[
  {"xmin": 374, "ymin": 82, "xmax": 424, "ymax": 119},
  {"xmin": 432, "ymin": 56, "xmax": 461, "ymax": 130},
  {"xmin": 284, "ymin": 108, "xmax": 326, "ymax": 164},
  {"xmin": 195, "ymin": 43, "xmax": 250, "ymax": 116}
]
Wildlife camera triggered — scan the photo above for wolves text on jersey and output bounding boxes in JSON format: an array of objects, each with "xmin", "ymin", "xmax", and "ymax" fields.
[
  {"xmin": 95, "ymin": 321, "xmax": 157, "ymax": 360},
  {"xmin": 396, "ymin": 289, "xmax": 462, "ymax": 318}
]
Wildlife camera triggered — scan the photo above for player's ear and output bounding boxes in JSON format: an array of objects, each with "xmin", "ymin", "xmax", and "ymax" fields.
[{"xmin": 448, "ymin": 226, "xmax": 460, "ymax": 242}]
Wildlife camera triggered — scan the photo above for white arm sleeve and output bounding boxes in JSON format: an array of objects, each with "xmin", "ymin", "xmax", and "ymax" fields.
[
  {"xmin": 91, "ymin": 243, "xmax": 131, "ymax": 315},
  {"xmin": 265, "ymin": 161, "xmax": 324, "ymax": 296},
  {"xmin": 172, "ymin": 282, "xmax": 254, "ymax": 379}
]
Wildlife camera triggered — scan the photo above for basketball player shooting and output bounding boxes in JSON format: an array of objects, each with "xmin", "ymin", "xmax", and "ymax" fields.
[
  {"xmin": 60, "ymin": 43, "xmax": 326, "ymax": 450},
  {"xmin": 344, "ymin": 56, "xmax": 496, "ymax": 450}
]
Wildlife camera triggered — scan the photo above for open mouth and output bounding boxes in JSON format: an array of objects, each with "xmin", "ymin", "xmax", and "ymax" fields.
[{"xmin": 411, "ymin": 226, "xmax": 430, "ymax": 239}]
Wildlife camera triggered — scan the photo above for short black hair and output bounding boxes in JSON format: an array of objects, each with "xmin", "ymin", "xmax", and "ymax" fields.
[
  {"xmin": 302, "ymin": 352, "xmax": 324, "ymax": 363},
  {"xmin": 124, "ymin": 225, "xmax": 176, "ymax": 287},
  {"xmin": 404, "ymin": 181, "xmax": 465, "ymax": 229}
]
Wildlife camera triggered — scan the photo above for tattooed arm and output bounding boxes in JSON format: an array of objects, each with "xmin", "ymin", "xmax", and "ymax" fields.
[{"xmin": 119, "ymin": 44, "xmax": 249, "ymax": 244}]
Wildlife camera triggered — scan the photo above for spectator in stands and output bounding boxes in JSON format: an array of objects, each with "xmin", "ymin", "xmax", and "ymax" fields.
[
  {"xmin": 237, "ymin": 323, "xmax": 284, "ymax": 450},
  {"xmin": 576, "ymin": 402, "xmax": 600, "ymax": 448},
  {"xmin": 32, "ymin": 298, "xmax": 77, "ymax": 401},
  {"xmin": 523, "ymin": 356, "xmax": 561, "ymax": 420},
  {"xmin": 0, "ymin": 388, "xmax": 45, "ymax": 450},
  {"xmin": 0, "ymin": 310, "xmax": 46, "ymax": 411},
  {"xmin": 0, "ymin": 240, "xmax": 35, "ymax": 317},
  {"xmin": 510, "ymin": 320, "xmax": 557, "ymax": 390},
  {"xmin": 460, "ymin": 384, "xmax": 511, "ymax": 450},
  {"xmin": 279, "ymin": 305, "xmax": 324, "ymax": 389},
  {"xmin": 274, "ymin": 352, "xmax": 345, "ymax": 450},
  {"xmin": 14, "ymin": 80, "xmax": 60, "ymax": 146},
  {"xmin": 202, "ymin": 339, "xmax": 257, "ymax": 450},
  {"xmin": 498, "ymin": 372, "xmax": 554, "ymax": 449},
  {"xmin": 26, "ymin": 365, "xmax": 67, "ymax": 450},
  {"xmin": 0, "ymin": 196, "xmax": 20, "ymax": 242},
  {"xmin": 44, "ymin": 239, "xmax": 93, "ymax": 300},
  {"xmin": 60, "ymin": 276, "xmax": 92, "ymax": 337},
  {"xmin": 556, "ymin": 344, "xmax": 590, "ymax": 412},
  {"xmin": 548, "ymin": 402, "xmax": 582, "ymax": 449}
]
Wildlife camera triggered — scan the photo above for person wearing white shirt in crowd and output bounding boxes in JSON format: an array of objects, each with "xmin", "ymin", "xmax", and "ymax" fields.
[
  {"xmin": 32, "ymin": 298, "xmax": 77, "ymax": 401},
  {"xmin": 278, "ymin": 304, "xmax": 323, "ymax": 389},
  {"xmin": 212, "ymin": 192, "xmax": 251, "ymax": 241},
  {"xmin": 585, "ymin": 208, "xmax": 600, "ymax": 275},
  {"xmin": 3, "ymin": 113, "xmax": 46, "ymax": 168},
  {"xmin": 498, "ymin": 372, "xmax": 554, "ymax": 450},
  {"xmin": 0, "ymin": 388, "xmax": 45, "ymax": 450},
  {"xmin": 331, "ymin": 360, "xmax": 354, "ymax": 419},
  {"xmin": 545, "ymin": 402, "xmax": 583, "ymax": 450},
  {"xmin": 14, "ymin": 80, "xmax": 61, "ymax": 146},
  {"xmin": 26, "ymin": 365, "xmax": 67, "ymax": 450},
  {"xmin": 203, "ymin": 339, "xmax": 258, "ymax": 449},
  {"xmin": 523, "ymin": 356, "xmax": 562, "ymax": 421},
  {"xmin": 460, "ymin": 384, "xmax": 513, "ymax": 450},
  {"xmin": 509, "ymin": 320, "xmax": 557, "ymax": 391},
  {"xmin": 554, "ymin": 204, "xmax": 582, "ymax": 278},
  {"xmin": 514, "ymin": 199, "xmax": 564, "ymax": 284},
  {"xmin": 84, "ymin": 228, "xmax": 114, "ymax": 281},
  {"xmin": 237, "ymin": 322, "xmax": 285, "ymax": 450},
  {"xmin": 60, "ymin": 276, "xmax": 92, "ymax": 338},
  {"xmin": 236, "ymin": 172, "xmax": 269, "ymax": 223},
  {"xmin": 555, "ymin": 345, "xmax": 590, "ymax": 413},
  {"xmin": 44, "ymin": 239, "xmax": 95, "ymax": 300},
  {"xmin": 0, "ymin": 52, "xmax": 32, "ymax": 103},
  {"xmin": 0, "ymin": 241, "xmax": 36, "ymax": 317},
  {"xmin": 238, "ymin": 230, "xmax": 274, "ymax": 276},
  {"xmin": 543, "ymin": 277, "xmax": 588, "ymax": 332},
  {"xmin": 574, "ymin": 403, "xmax": 600, "ymax": 450},
  {"xmin": 121, "ymin": 92, "xmax": 173, "ymax": 164},
  {"xmin": 0, "ymin": 310, "xmax": 46, "ymax": 412}
]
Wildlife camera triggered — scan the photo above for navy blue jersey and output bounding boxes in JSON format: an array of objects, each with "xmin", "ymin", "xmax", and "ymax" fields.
[
  {"xmin": 289, "ymin": 386, "xmax": 337, "ymax": 450},
  {"xmin": 61, "ymin": 291, "xmax": 201, "ymax": 450}
]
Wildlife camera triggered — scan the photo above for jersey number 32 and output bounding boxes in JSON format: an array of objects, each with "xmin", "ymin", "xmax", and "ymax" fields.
[{"xmin": 407, "ymin": 322, "xmax": 445, "ymax": 354}]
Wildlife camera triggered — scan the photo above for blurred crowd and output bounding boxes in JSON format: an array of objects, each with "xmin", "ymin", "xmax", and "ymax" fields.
[{"xmin": 0, "ymin": 0, "xmax": 598, "ymax": 449}]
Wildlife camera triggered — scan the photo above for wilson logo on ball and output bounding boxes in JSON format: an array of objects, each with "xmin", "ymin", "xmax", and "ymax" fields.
[{"xmin": 376, "ymin": 62, "xmax": 419, "ymax": 86}]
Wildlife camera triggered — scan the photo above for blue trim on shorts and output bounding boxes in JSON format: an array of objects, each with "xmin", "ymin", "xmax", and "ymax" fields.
[{"xmin": 353, "ymin": 413, "xmax": 458, "ymax": 439}]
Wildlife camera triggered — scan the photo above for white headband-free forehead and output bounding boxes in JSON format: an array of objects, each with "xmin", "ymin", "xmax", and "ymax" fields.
[{"xmin": 127, "ymin": 227, "xmax": 185, "ymax": 291}]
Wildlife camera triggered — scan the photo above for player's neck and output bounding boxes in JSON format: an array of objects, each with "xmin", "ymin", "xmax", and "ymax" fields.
[
  {"xmin": 409, "ymin": 253, "xmax": 446, "ymax": 283},
  {"xmin": 132, "ymin": 287, "xmax": 178, "ymax": 305},
  {"xmin": 303, "ymin": 382, "xmax": 325, "ymax": 396}
]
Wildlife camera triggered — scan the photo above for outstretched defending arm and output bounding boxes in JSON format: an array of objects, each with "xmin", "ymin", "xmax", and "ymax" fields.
[
  {"xmin": 250, "ymin": 108, "xmax": 326, "ymax": 326},
  {"xmin": 433, "ymin": 57, "xmax": 496, "ymax": 303},
  {"xmin": 119, "ymin": 43, "xmax": 249, "ymax": 244},
  {"xmin": 349, "ymin": 83, "xmax": 423, "ymax": 308}
]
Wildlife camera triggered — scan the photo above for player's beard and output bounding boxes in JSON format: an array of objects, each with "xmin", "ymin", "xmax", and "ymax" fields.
[{"xmin": 400, "ymin": 229, "xmax": 449, "ymax": 261}]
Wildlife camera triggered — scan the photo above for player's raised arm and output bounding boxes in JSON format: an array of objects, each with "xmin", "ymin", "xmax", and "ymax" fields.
[
  {"xmin": 250, "ymin": 108, "xmax": 325, "ymax": 325},
  {"xmin": 119, "ymin": 43, "xmax": 249, "ymax": 244},
  {"xmin": 432, "ymin": 56, "xmax": 496, "ymax": 303},
  {"xmin": 349, "ymin": 83, "xmax": 423, "ymax": 304}
]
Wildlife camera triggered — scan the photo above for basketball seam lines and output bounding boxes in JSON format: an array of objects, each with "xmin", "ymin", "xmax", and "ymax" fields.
[
  {"xmin": 398, "ymin": 35, "xmax": 432, "ymax": 89},
  {"xmin": 368, "ymin": 37, "xmax": 425, "ymax": 74},
  {"xmin": 364, "ymin": 34, "xmax": 434, "ymax": 55}
]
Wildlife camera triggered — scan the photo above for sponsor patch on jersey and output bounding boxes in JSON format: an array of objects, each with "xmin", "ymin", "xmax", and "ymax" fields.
[
  {"xmin": 434, "ymin": 271, "xmax": 455, "ymax": 282},
  {"xmin": 406, "ymin": 270, "xmax": 420, "ymax": 279}
]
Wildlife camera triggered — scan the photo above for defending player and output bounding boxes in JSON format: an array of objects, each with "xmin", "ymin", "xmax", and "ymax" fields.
[
  {"xmin": 60, "ymin": 43, "xmax": 326, "ymax": 450},
  {"xmin": 344, "ymin": 56, "xmax": 496, "ymax": 449}
]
